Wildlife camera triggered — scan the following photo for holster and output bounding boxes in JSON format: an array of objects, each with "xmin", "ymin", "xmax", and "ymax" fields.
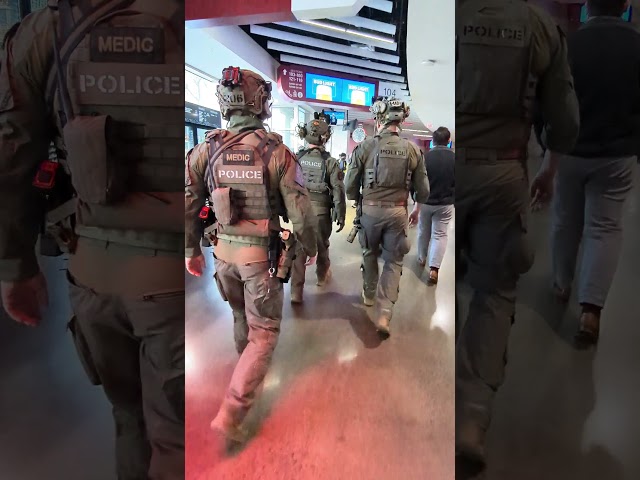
[
  {"xmin": 203, "ymin": 223, "xmax": 219, "ymax": 246},
  {"xmin": 276, "ymin": 231, "xmax": 297, "ymax": 283}
]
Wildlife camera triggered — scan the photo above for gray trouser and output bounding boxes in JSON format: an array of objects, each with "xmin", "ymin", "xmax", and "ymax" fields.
[
  {"xmin": 67, "ymin": 273, "xmax": 185, "ymax": 480},
  {"xmin": 551, "ymin": 154, "xmax": 636, "ymax": 307},
  {"xmin": 359, "ymin": 205, "xmax": 411, "ymax": 318},
  {"xmin": 455, "ymin": 161, "xmax": 534, "ymax": 433},
  {"xmin": 213, "ymin": 257, "xmax": 283, "ymax": 425},
  {"xmin": 291, "ymin": 213, "xmax": 332, "ymax": 293},
  {"xmin": 418, "ymin": 203, "xmax": 454, "ymax": 268}
]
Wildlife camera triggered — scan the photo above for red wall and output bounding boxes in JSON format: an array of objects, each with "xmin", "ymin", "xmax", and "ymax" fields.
[{"xmin": 186, "ymin": 0, "xmax": 294, "ymax": 27}]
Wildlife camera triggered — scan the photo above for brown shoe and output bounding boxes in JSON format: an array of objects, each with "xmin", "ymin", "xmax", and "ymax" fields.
[
  {"xmin": 575, "ymin": 311, "xmax": 600, "ymax": 347},
  {"xmin": 428, "ymin": 268, "xmax": 439, "ymax": 285}
]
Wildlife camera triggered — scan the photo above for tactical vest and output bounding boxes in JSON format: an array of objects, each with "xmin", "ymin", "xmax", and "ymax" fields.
[
  {"xmin": 206, "ymin": 128, "xmax": 284, "ymax": 246},
  {"xmin": 362, "ymin": 134, "xmax": 412, "ymax": 205},
  {"xmin": 297, "ymin": 147, "xmax": 332, "ymax": 213},
  {"xmin": 46, "ymin": 0, "xmax": 184, "ymax": 252},
  {"xmin": 456, "ymin": 0, "xmax": 537, "ymax": 151}
]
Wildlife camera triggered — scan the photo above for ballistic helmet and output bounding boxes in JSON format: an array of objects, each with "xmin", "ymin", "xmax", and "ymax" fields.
[{"xmin": 216, "ymin": 66, "xmax": 273, "ymax": 120}]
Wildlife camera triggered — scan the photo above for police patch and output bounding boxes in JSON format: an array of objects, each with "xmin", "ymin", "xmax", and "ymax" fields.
[
  {"xmin": 460, "ymin": 20, "xmax": 526, "ymax": 47},
  {"xmin": 90, "ymin": 27, "xmax": 164, "ymax": 64},
  {"xmin": 216, "ymin": 165, "xmax": 264, "ymax": 184},
  {"xmin": 76, "ymin": 63, "xmax": 183, "ymax": 107},
  {"xmin": 223, "ymin": 150, "xmax": 255, "ymax": 166}
]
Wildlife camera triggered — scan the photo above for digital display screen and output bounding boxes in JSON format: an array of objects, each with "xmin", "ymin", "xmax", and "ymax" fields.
[
  {"xmin": 580, "ymin": 4, "xmax": 632, "ymax": 22},
  {"xmin": 325, "ymin": 111, "xmax": 347, "ymax": 125},
  {"xmin": 306, "ymin": 73, "xmax": 375, "ymax": 107},
  {"xmin": 429, "ymin": 140, "xmax": 453, "ymax": 149},
  {"xmin": 185, "ymin": 102, "xmax": 221, "ymax": 129}
]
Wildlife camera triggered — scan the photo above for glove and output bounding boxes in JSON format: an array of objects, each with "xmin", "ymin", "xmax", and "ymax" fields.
[
  {"xmin": 1, "ymin": 272, "xmax": 49, "ymax": 327},
  {"xmin": 185, "ymin": 255, "xmax": 206, "ymax": 277},
  {"xmin": 336, "ymin": 218, "xmax": 345, "ymax": 233}
]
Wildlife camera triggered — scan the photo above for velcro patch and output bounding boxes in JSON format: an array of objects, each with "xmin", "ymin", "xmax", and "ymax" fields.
[
  {"xmin": 90, "ymin": 26, "xmax": 164, "ymax": 64},
  {"xmin": 300, "ymin": 159, "xmax": 323, "ymax": 169},
  {"xmin": 459, "ymin": 21, "xmax": 527, "ymax": 47},
  {"xmin": 223, "ymin": 149, "xmax": 255, "ymax": 166},
  {"xmin": 379, "ymin": 148, "xmax": 407, "ymax": 158},
  {"xmin": 216, "ymin": 165, "xmax": 264, "ymax": 184}
]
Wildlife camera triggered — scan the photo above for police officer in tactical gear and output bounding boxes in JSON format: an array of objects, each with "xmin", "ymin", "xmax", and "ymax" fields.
[
  {"xmin": 290, "ymin": 113, "xmax": 346, "ymax": 302},
  {"xmin": 0, "ymin": 1, "xmax": 186, "ymax": 478},
  {"xmin": 185, "ymin": 67, "xmax": 317, "ymax": 443},
  {"xmin": 345, "ymin": 97, "xmax": 430, "ymax": 336},
  {"xmin": 456, "ymin": 0, "xmax": 580, "ymax": 469}
]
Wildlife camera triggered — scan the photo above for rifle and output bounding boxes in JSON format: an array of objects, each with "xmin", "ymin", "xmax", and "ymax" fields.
[{"xmin": 346, "ymin": 196, "xmax": 362, "ymax": 244}]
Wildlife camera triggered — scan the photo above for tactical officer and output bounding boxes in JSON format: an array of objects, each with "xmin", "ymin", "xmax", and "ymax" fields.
[
  {"xmin": 345, "ymin": 97, "xmax": 430, "ymax": 336},
  {"xmin": 456, "ymin": 0, "xmax": 580, "ymax": 468},
  {"xmin": 290, "ymin": 113, "xmax": 346, "ymax": 302},
  {"xmin": 185, "ymin": 67, "xmax": 317, "ymax": 442},
  {"xmin": 0, "ymin": 1, "xmax": 185, "ymax": 479}
]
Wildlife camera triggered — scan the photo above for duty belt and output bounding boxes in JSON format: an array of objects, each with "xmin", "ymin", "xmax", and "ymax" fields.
[
  {"xmin": 362, "ymin": 200, "xmax": 408, "ymax": 208},
  {"xmin": 75, "ymin": 226, "xmax": 184, "ymax": 257},
  {"xmin": 456, "ymin": 147, "xmax": 527, "ymax": 162}
]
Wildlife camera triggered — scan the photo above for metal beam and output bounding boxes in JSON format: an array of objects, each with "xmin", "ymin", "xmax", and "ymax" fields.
[
  {"xmin": 275, "ymin": 20, "xmax": 397, "ymax": 52},
  {"xmin": 267, "ymin": 41, "xmax": 402, "ymax": 74},
  {"xmin": 250, "ymin": 25, "xmax": 400, "ymax": 63},
  {"xmin": 365, "ymin": 0, "xmax": 393, "ymax": 13},
  {"xmin": 329, "ymin": 16, "xmax": 396, "ymax": 35}
]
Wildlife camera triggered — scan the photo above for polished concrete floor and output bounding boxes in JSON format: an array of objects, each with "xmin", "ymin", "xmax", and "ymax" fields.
[
  {"xmin": 0, "ymin": 255, "xmax": 114, "ymax": 480},
  {"xmin": 457, "ymin": 149, "xmax": 640, "ymax": 480},
  {"xmin": 185, "ymin": 205, "xmax": 456, "ymax": 480}
]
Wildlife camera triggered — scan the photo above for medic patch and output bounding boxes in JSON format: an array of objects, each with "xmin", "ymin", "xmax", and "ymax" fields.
[
  {"xmin": 90, "ymin": 26, "xmax": 164, "ymax": 64},
  {"xmin": 223, "ymin": 149, "xmax": 255, "ymax": 166}
]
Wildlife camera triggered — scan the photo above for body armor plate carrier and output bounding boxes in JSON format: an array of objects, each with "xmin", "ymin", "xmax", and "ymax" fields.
[{"xmin": 206, "ymin": 128, "xmax": 283, "ymax": 246}]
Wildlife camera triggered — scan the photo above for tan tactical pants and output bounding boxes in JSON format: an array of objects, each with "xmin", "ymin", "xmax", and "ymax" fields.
[
  {"xmin": 455, "ymin": 160, "xmax": 534, "ymax": 438},
  {"xmin": 290, "ymin": 213, "xmax": 332, "ymax": 295},
  {"xmin": 66, "ymin": 272, "xmax": 185, "ymax": 480},
  {"xmin": 212, "ymin": 256, "xmax": 283, "ymax": 425},
  {"xmin": 358, "ymin": 205, "xmax": 411, "ymax": 319}
]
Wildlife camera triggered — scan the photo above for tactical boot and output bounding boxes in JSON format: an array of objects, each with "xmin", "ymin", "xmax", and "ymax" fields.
[
  {"xmin": 316, "ymin": 268, "xmax": 332, "ymax": 286},
  {"xmin": 376, "ymin": 314, "xmax": 391, "ymax": 337},
  {"xmin": 362, "ymin": 290, "xmax": 375, "ymax": 307},
  {"xmin": 291, "ymin": 289, "xmax": 303, "ymax": 304},
  {"xmin": 210, "ymin": 412, "xmax": 247, "ymax": 444},
  {"xmin": 456, "ymin": 420, "xmax": 487, "ymax": 467}
]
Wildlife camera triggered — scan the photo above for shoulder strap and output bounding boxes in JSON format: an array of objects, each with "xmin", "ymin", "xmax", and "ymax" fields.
[{"xmin": 46, "ymin": 0, "xmax": 139, "ymax": 106}]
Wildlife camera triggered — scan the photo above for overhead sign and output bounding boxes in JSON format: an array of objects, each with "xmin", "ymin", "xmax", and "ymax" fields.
[
  {"xmin": 185, "ymin": 102, "xmax": 221, "ymax": 129},
  {"xmin": 377, "ymin": 81, "xmax": 406, "ymax": 99},
  {"xmin": 278, "ymin": 64, "xmax": 377, "ymax": 110}
]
